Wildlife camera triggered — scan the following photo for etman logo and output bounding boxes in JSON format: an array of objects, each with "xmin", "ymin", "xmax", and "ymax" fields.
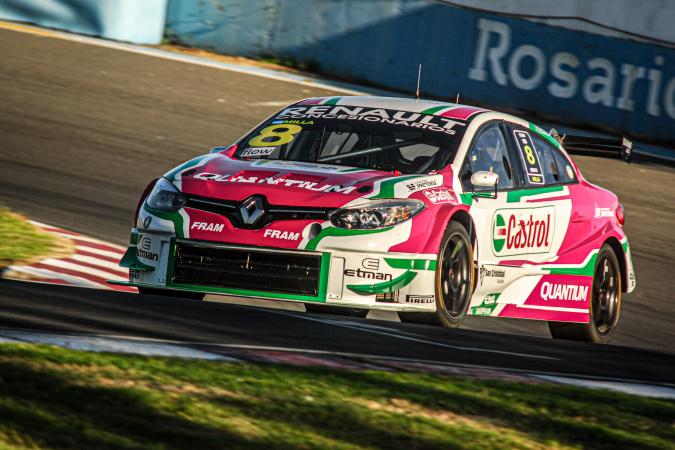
[{"xmin": 492, "ymin": 206, "xmax": 554, "ymax": 256}]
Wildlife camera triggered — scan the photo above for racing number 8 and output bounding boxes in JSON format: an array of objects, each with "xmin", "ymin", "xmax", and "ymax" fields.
[
  {"xmin": 523, "ymin": 145, "xmax": 536, "ymax": 165},
  {"xmin": 249, "ymin": 124, "xmax": 302, "ymax": 147}
]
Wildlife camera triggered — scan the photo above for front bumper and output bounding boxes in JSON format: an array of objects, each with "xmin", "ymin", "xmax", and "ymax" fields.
[{"xmin": 111, "ymin": 230, "xmax": 438, "ymax": 312}]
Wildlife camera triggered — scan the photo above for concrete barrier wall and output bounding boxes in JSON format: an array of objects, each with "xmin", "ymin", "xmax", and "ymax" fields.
[
  {"xmin": 166, "ymin": 0, "xmax": 675, "ymax": 144},
  {"xmin": 0, "ymin": 0, "xmax": 168, "ymax": 44}
]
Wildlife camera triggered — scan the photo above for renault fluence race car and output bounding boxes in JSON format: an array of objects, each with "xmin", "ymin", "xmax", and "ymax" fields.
[{"xmin": 109, "ymin": 96, "xmax": 636, "ymax": 343}]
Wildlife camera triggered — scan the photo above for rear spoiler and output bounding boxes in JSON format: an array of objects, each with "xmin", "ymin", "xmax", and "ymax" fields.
[{"xmin": 549, "ymin": 129, "xmax": 633, "ymax": 163}]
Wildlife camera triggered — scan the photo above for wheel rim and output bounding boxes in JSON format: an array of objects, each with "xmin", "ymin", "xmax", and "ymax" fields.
[
  {"xmin": 591, "ymin": 254, "xmax": 620, "ymax": 336},
  {"xmin": 439, "ymin": 233, "xmax": 472, "ymax": 317}
]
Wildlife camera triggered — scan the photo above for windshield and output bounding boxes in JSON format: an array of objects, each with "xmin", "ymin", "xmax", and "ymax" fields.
[{"xmin": 234, "ymin": 106, "xmax": 463, "ymax": 174}]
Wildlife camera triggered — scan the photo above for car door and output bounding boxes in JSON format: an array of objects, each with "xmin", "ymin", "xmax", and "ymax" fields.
[{"xmin": 460, "ymin": 123, "xmax": 574, "ymax": 316}]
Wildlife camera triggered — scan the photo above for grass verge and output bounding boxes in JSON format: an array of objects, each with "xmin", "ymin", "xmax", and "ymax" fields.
[
  {"xmin": 0, "ymin": 343, "xmax": 673, "ymax": 449},
  {"xmin": 0, "ymin": 208, "xmax": 74, "ymax": 272}
]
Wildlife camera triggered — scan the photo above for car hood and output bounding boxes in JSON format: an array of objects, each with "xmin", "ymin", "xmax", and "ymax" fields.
[{"xmin": 166, "ymin": 155, "xmax": 443, "ymax": 207}]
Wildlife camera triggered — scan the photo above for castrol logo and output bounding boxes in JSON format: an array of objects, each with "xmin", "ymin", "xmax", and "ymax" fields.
[{"xmin": 492, "ymin": 206, "xmax": 555, "ymax": 256}]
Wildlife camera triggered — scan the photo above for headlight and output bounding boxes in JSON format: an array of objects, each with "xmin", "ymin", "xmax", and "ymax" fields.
[
  {"xmin": 330, "ymin": 199, "xmax": 425, "ymax": 229},
  {"xmin": 146, "ymin": 178, "xmax": 187, "ymax": 212}
]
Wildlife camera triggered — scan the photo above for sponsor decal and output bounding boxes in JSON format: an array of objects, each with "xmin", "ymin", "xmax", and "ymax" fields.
[
  {"xmin": 483, "ymin": 294, "xmax": 498, "ymax": 304},
  {"xmin": 136, "ymin": 249, "xmax": 158, "ymax": 261},
  {"xmin": 130, "ymin": 269, "xmax": 140, "ymax": 279},
  {"xmin": 251, "ymin": 161, "xmax": 343, "ymax": 173},
  {"xmin": 479, "ymin": 266, "xmax": 506, "ymax": 286},
  {"xmin": 140, "ymin": 237, "xmax": 151, "ymax": 251},
  {"xmin": 405, "ymin": 295, "xmax": 435, "ymax": 304},
  {"xmin": 240, "ymin": 147, "xmax": 276, "ymax": 157},
  {"xmin": 492, "ymin": 206, "xmax": 554, "ymax": 256},
  {"xmin": 471, "ymin": 293, "xmax": 500, "ymax": 316},
  {"xmin": 405, "ymin": 179, "xmax": 438, "ymax": 193},
  {"xmin": 193, "ymin": 172, "xmax": 356, "ymax": 194},
  {"xmin": 191, "ymin": 222, "xmax": 225, "ymax": 232},
  {"xmin": 594, "ymin": 203, "xmax": 614, "ymax": 218},
  {"xmin": 344, "ymin": 268, "xmax": 393, "ymax": 281},
  {"xmin": 276, "ymin": 106, "xmax": 465, "ymax": 135},
  {"xmin": 272, "ymin": 119, "xmax": 314, "ymax": 125},
  {"xmin": 566, "ymin": 165, "xmax": 575, "ymax": 179},
  {"xmin": 540, "ymin": 282, "xmax": 588, "ymax": 301},
  {"xmin": 263, "ymin": 229, "xmax": 300, "ymax": 240},
  {"xmin": 362, "ymin": 258, "xmax": 380, "ymax": 270},
  {"xmin": 423, "ymin": 189, "xmax": 454, "ymax": 203},
  {"xmin": 143, "ymin": 216, "xmax": 152, "ymax": 228}
]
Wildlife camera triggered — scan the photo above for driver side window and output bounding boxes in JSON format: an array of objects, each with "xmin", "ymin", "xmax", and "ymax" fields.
[{"xmin": 461, "ymin": 124, "xmax": 514, "ymax": 191}]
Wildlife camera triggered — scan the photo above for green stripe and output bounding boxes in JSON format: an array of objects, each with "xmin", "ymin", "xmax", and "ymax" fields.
[
  {"xmin": 143, "ymin": 204, "xmax": 186, "ymax": 238},
  {"xmin": 546, "ymin": 253, "xmax": 597, "ymax": 277},
  {"xmin": 164, "ymin": 155, "xmax": 211, "ymax": 181},
  {"xmin": 506, "ymin": 186, "xmax": 565, "ymax": 203},
  {"xmin": 324, "ymin": 97, "xmax": 342, "ymax": 105},
  {"xmin": 304, "ymin": 226, "xmax": 392, "ymax": 251},
  {"xmin": 385, "ymin": 258, "xmax": 436, "ymax": 271},
  {"xmin": 347, "ymin": 270, "xmax": 417, "ymax": 294},
  {"xmin": 368, "ymin": 175, "xmax": 421, "ymax": 200},
  {"xmin": 421, "ymin": 106, "xmax": 449, "ymax": 115}
]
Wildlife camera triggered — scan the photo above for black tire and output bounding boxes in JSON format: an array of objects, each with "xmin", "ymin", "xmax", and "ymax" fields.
[
  {"xmin": 138, "ymin": 286, "xmax": 204, "ymax": 301},
  {"xmin": 548, "ymin": 244, "xmax": 621, "ymax": 344},
  {"xmin": 305, "ymin": 303, "xmax": 369, "ymax": 318},
  {"xmin": 399, "ymin": 221, "xmax": 474, "ymax": 327}
]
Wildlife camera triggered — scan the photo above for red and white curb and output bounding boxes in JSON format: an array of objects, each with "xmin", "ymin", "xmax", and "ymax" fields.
[{"xmin": 1, "ymin": 221, "xmax": 136, "ymax": 292}]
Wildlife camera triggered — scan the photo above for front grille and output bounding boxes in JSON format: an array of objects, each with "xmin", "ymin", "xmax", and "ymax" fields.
[
  {"xmin": 185, "ymin": 194, "xmax": 332, "ymax": 230},
  {"xmin": 172, "ymin": 242, "xmax": 322, "ymax": 296}
]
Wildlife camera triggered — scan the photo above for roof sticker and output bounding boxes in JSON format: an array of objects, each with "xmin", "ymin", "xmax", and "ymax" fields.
[{"xmin": 439, "ymin": 106, "xmax": 487, "ymax": 120}]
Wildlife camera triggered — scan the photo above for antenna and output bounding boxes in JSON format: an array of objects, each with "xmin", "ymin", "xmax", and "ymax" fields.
[
  {"xmin": 415, "ymin": 64, "xmax": 421, "ymax": 100},
  {"xmin": 456, "ymin": 93, "xmax": 460, "ymax": 104}
]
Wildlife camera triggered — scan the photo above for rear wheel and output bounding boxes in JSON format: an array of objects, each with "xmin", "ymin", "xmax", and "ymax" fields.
[
  {"xmin": 548, "ymin": 244, "xmax": 621, "ymax": 343},
  {"xmin": 305, "ymin": 303, "xmax": 369, "ymax": 318},
  {"xmin": 399, "ymin": 221, "xmax": 474, "ymax": 327}
]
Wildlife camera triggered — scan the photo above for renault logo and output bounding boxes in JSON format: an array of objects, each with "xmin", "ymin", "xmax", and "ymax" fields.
[{"xmin": 239, "ymin": 196, "xmax": 265, "ymax": 225}]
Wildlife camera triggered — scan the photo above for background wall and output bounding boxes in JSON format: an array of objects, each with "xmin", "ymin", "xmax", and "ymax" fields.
[
  {"xmin": 0, "ymin": 0, "xmax": 167, "ymax": 44},
  {"xmin": 165, "ymin": 0, "xmax": 675, "ymax": 144}
]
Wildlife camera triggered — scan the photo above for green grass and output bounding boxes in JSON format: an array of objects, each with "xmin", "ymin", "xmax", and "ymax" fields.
[
  {"xmin": 0, "ymin": 208, "xmax": 60, "ymax": 269},
  {"xmin": 0, "ymin": 343, "xmax": 673, "ymax": 449}
]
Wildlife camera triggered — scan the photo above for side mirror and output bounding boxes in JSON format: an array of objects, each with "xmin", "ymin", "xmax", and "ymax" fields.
[
  {"xmin": 471, "ymin": 171, "xmax": 499, "ymax": 186},
  {"xmin": 470, "ymin": 171, "xmax": 499, "ymax": 198}
]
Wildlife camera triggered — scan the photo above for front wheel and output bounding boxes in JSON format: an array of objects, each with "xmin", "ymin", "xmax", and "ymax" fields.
[
  {"xmin": 548, "ymin": 244, "xmax": 621, "ymax": 343},
  {"xmin": 399, "ymin": 221, "xmax": 474, "ymax": 327}
]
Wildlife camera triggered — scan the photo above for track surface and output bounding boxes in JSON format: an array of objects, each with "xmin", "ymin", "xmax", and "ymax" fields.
[{"xmin": 1, "ymin": 27, "xmax": 674, "ymax": 384}]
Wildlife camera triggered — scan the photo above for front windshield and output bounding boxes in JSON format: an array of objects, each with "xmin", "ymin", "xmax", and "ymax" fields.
[{"xmin": 234, "ymin": 106, "xmax": 463, "ymax": 174}]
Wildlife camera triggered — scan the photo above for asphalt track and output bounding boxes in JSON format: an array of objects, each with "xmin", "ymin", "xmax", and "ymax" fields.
[{"xmin": 1, "ymin": 26, "xmax": 674, "ymax": 386}]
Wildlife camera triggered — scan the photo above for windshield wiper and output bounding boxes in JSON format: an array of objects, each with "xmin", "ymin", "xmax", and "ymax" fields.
[{"xmin": 317, "ymin": 140, "xmax": 419, "ymax": 163}]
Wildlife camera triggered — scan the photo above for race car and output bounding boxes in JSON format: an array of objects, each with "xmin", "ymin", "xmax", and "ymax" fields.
[{"xmin": 109, "ymin": 96, "xmax": 636, "ymax": 343}]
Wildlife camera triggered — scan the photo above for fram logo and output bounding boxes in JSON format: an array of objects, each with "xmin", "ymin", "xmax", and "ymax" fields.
[{"xmin": 492, "ymin": 206, "xmax": 554, "ymax": 256}]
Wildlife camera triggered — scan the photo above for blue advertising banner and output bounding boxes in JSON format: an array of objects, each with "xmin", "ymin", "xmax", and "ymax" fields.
[{"xmin": 164, "ymin": 0, "xmax": 675, "ymax": 142}]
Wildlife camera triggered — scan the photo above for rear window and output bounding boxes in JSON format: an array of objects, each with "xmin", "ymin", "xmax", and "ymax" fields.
[{"xmin": 234, "ymin": 106, "xmax": 463, "ymax": 174}]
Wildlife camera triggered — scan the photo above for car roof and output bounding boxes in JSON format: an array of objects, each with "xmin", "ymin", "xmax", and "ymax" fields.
[{"xmin": 293, "ymin": 96, "xmax": 493, "ymax": 121}]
